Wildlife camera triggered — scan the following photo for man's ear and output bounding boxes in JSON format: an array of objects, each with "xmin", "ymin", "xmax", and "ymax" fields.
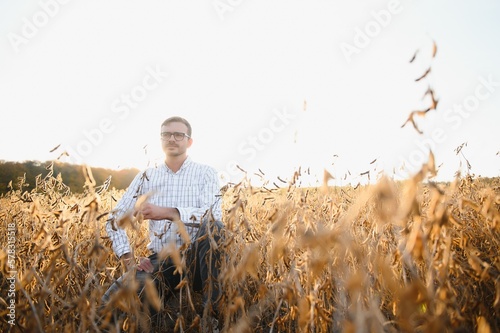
[{"xmin": 187, "ymin": 137, "xmax": 193, "ymax": 148}]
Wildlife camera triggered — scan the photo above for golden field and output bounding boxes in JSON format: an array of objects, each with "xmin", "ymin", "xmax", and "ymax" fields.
[{"xmin": 0, "ymin": 161, "xmax": 499, "ymax": 332}]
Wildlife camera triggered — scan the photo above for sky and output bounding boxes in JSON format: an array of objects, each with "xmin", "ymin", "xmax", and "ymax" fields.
[{"xmin": 1, "ymin": 0, "xmax": 499, "ymax": 187}]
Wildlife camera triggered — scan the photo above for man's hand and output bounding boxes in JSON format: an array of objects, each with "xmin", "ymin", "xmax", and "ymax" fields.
[
  {"xmin": 120, "ymin": 253, "xmax": 154, "ymax": 273},
  {"xmin": 137, "ymin": 257, "xmax": 154, "ymax": 273},
  {"xmin": 139, "ymin": 203, "xmax": 180, "ymax": 221}
]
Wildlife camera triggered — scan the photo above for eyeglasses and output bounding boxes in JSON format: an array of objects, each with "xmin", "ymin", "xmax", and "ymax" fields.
[{"xmin": 160, "ymin": 131, "xmax": 191, "ymax": 141}]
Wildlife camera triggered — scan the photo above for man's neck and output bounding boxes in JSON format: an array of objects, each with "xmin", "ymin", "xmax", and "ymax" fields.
[{"xmin": 165, "ymin": 155, "xmax": 188, "ymax": 173}]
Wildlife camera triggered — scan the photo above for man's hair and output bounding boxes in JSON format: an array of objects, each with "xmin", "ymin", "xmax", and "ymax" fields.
[{"xmin": 161, "ymin": 116, "xmax": 192, "ymax": 136}]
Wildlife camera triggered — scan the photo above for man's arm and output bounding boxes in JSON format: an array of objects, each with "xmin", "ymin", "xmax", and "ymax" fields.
[
  {"xmin": 138, "ymin": 166, "xmax": 220, "ymax": 224},
  {"xmin": 175, "ymin": 166, "xmax": 221, "ymax": 223},
  {"xmin": 139, "ymin": 204, "xmax": 180, "ymax": 221},
  {"xmin": 105, "ymin": 170, "xmax": 147, "ymax": 259}
]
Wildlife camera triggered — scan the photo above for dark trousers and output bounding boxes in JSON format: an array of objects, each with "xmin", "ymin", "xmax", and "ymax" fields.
[{"xmin": 101, "ymin": 219, "xmax": 224, "ymax": 320}]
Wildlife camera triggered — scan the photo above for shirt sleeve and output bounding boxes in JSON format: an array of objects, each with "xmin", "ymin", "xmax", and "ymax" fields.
[
  {"xmin": 105, "ymin": 170, "xmax": 145, "ymax": 258},
  {"xmin": 176, "ymin": 166, "xmax": 222, "ymax": 223}
]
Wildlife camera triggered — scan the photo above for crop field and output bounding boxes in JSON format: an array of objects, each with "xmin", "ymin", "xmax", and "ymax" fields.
[{"xmin": 0, "ymin": 160, "xmax": 499, "ymax": 332}]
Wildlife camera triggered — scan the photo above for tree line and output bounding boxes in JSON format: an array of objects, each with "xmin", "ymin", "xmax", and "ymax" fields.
[{"xmin": 0, "ymin": 160, "xmax": 139, "ymax": 195}]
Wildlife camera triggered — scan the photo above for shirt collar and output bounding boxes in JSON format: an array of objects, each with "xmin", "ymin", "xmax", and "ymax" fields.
[{"xmin": 164, "ymin": 156, "xmax": 192, "ymax": 174}]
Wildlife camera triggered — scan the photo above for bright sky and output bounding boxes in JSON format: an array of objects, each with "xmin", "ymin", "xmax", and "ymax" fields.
[{"xmin": 1, "ymin": 0, "xmax": 499, "ymax": 186}]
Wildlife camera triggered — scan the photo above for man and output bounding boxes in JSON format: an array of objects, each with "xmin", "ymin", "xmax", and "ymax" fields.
[{"xmin": 102, "ymin": 116, "xmax": 223, "ymax": 332}]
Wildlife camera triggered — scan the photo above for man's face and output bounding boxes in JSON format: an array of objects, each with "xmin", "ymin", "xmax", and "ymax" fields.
[{"xmin": 160, "ymin": 122, "xmax": 192, "ymax": 157}]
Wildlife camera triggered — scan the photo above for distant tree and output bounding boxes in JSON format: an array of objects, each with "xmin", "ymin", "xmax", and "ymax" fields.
[{"xmin": 0, "ymin": 160, "xmax": 138, "ymax": 195}]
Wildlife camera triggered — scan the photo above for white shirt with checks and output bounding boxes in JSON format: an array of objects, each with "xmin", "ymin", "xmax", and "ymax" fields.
[{"xmin": 105, "ymin": 157, "xmax": 222, "ymax": 258}]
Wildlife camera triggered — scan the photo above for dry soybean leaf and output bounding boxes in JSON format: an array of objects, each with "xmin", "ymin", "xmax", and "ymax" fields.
[
  {"xmin": 477, "ymin": 316, "xmax": 491, "ymax": 333},
  {"xmin": 175, "ymin": 278, "xmax": 188, "ymax": 290},
  {"xmin": 174, "ymin": 315, "xmax": 185, "ymax": 332},
  {"xmin": 122, "ymin": 317, "xmax": 129, "ymax": 331},
  {"xmin": 144, "ymin": 277, "xmax": 161, "ymax": 311},
  {"xmin": 257, "ymin": 284, "xmax": 268, "ymax": 300},
  {"xmin": 228, "ymin": 296, "xmax": 245, "ymax": 314},
  {"xmin": 493, "ymin": 282, "xmax": 500, "ymax": 307},
  {"xmin": 468, "ymin": 251, "xmax": 483, "ymax": 276},
  {"xmin": 232, "ymin": 315, "xmax": 251, "ymax": 333},
  {"xmin": 236, "ymin": 244, "xmax": 260, "ymax": 280},
  {"xmin": 298, "ymin": 297, "xmax": 310, "ymax": 330},
  {"xmin": 173, "ymin": 219, "xmax": 191, "ymax": 245},
  {"xmin": 428, "ymin": 150, "xmax": 436, "ymax": 177},
  {"xmin": 117, "ymin": 212, "xmax": 134, "ymax": 229},
  {"xmin": 134, "ymin": 192, "xmax": 152, "ymax": 210},
  {"xmin": 170, "ymin": 244, "xmax": 183, "ymax": 274},
  {"xmin": 323, "ymin": 169, "xmax": 333, "ymax": 186},
  {"xmin": 188, "ymin": 315, "xmax": 201, "ymax": 330}
]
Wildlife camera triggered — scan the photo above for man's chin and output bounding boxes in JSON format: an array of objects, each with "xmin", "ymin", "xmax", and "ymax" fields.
[{"xmin": 166, "ymin": 151, "xmax": 181, "ymax": 157}]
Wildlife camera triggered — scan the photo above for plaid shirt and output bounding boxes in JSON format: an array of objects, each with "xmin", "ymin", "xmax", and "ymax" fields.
[{"xmin": 105, "ymin": 157, "xmax": 222, "ymax": 258}]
